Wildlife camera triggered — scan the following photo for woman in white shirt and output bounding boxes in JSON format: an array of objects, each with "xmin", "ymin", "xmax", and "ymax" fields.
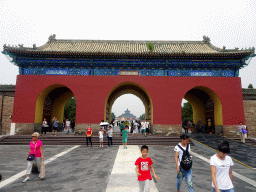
[{"xmin": 210, "ymin": 141, "xmax": 234, "ymax": 192}]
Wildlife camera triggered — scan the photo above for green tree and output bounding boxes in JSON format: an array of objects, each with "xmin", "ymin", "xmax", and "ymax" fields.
[
  {"xmin": 63, "ymin": 97, "xmax": 76, "ymax": 122},
  {"xmin": 139, "ymin": 113, "xmax": 145, "ymax": 120},
  {"xmin": 182, "ymin": 102, "xmax": 193, "ymax": 122},
  {"xmin": 248, "ymin": 84, "xmax": 253, "ymax": 88},
  {"xmin": 111, "ymin": 112, "xmax": 116, "ymax": 120}
]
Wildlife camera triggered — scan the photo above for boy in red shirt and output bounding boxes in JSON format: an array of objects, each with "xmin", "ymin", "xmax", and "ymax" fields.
[
  {"xmin": 135, "ymin": 145, "xmax": 160, "ymax": 192},
  {"xmin": 86, "ymin": 124, "xmax": 93, "ymax": 146}
]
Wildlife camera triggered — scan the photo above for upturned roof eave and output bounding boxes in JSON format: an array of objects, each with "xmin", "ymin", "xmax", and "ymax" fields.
[{"xmin": 3, "ymin": 48, "xmax": 254, "ymax": 58}]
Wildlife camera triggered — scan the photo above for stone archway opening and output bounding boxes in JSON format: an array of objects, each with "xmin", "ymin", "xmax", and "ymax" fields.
[
  {"xmin": 105, "ymin": 82, "xmax": 153, "ymax": 124},
  {"xmin": 182, "ymin": 86, "xmax": 223, "ymax": 134},
  {"xmin": 34, "ymin": 84, "xmax": 75, "ymax": 131},
  {"xmin": 111, "ymin": 94, "xmax": 145, "ymax": 121}
]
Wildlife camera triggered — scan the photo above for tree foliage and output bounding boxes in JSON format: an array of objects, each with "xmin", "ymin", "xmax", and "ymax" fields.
[
  {"xmin": 63, "ymin": 97, "xmax": 76, "ymax": 122},
  {"xmin": 139, "ymin": 113, "xmax": 145, "ymax": 120},
  {"xmin": 248, "ymin": 83, "xmax": 254, "ymax": 88},
  {"xmin": 182, "ymin": 102, "xmax": 193, "ymax": 122},
  {"xmin": 111, "ymin": 112, "xmax": 116, "ymax": 120},
  {"xmin": 147, "ymin": 42, "xmax": 154, "ymax": 52}
]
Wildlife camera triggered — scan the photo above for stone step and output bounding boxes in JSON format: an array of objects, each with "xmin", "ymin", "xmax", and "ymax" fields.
[{"xmin": 0, "ymin": 135, "xmax": 193, "ymax": 146}]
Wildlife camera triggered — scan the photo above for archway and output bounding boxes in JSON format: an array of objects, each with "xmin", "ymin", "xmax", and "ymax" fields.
[
  {"xmin": 111, "ymin": 94, "xmax": 145, "ymax": 121},
  {"xmin": 105, "ymin": 82, "xmax": 153, "ymax": 124},
  {"xmin": 34, "ymin": 84, "xmax": 75, "ymax": 126},
  {"xmin": 183, "ymin": 86, "xmax": 223, "ymax": 134}
]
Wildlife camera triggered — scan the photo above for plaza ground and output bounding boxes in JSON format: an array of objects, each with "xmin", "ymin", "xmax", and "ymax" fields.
[{"xmin": 0, "ymin": 143, "xmax": 255, "ymax": 192}]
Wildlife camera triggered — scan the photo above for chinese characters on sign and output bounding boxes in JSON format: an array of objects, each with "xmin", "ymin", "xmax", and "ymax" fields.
[{"xmin": 119, "ymin": 71, "xmax": 139, "ymax": 76}]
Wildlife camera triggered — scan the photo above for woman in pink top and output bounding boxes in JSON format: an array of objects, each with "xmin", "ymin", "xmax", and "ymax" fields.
[{"xmin": 23, "ymin": 132, "xmax": 44, "ymax": 183}]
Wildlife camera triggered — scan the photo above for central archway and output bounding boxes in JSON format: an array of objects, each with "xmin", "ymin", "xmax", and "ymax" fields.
[{"xmin": 105, "ymin": 82, "xmax": 153, "ymax": 124}]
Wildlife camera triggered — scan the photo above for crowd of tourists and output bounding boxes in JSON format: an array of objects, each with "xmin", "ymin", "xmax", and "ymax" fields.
[
  {"xmin": 20, "ymin": 119, "xmax": 246, "ymax": 192},
  {"xmin": 12, "ymin": 130, "xmax": 236, "ymax": 192},
  {"xmin": 40, "ymin": 117, "xmax": 75, "ymax": 136},
  {"xmin": 118, "ymin": 119, "xmax": 151, "ymax": 137}
]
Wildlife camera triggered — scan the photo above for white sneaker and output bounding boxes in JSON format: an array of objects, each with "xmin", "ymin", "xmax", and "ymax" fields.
[
  {"xmin": 39, "ymin": 173, "xmax": 41, "ymax": 178},
  {"xmin": 23, "ymin": 177, "xmax": 30, "ymax": 183}
]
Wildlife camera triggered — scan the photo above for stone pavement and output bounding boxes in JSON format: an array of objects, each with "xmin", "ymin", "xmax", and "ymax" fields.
[
  {"xmin": 106, "ymin": 145, "xmax": 158, "ymax": 192},
  {"xmin": 191, "ymin": 133, "xmax": 256, "ymax": 168},
  {"xmin": 0, "ymin": 144, "xmax": 255, "ymax": 192}
]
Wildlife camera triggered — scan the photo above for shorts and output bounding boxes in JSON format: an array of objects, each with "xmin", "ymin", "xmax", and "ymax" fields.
[
  {"xmin": 99, "ymin": 138, "xmax": 103, "ymax": 142},
  {"xmin": 123, "ymin": 138, "xmax": 127, "ymax": 143},
  {"xmin": 53, "ymin": 127, "xmax": 58, "ymax": 131},
  {"xmin": 141, "ymin": 129, "xmax": 146, "ymax": 133}
]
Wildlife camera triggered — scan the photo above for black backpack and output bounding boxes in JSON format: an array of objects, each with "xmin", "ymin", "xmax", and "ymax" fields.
[{"xmin": 178, "ymin": 144, "xmax": 192, "ymax": 170}]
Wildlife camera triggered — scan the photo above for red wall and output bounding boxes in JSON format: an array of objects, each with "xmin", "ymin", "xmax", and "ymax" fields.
[{"xmin": 12, "ymin": 75, "xmax": 245, "ymax": 125}]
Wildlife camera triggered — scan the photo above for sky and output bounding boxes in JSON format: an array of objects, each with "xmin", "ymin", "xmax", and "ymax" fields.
[{"xmin": 0, "ymin": 0, "xmax": 255, "ymax": 117}]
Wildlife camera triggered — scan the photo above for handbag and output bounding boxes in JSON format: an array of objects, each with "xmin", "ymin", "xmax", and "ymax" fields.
[
  {"xmin": 27, "ymin": 154, "xmax": 35, "ymax": 161},
  {"xmin": 40, "ymin": 161, "xmax": 45, "ymax": 179},
  {"xmin": 27, "ymin": 142, "xmax": 37, "ymax": 161},
  {"xmin": 242, "ymin": 129, "xmax": 247, "ymax": 134}
]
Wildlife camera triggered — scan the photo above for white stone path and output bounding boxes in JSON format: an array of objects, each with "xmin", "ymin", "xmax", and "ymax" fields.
[{"xmin": 106, "ymin": 145, "xmax": 158, "ymax": 192}]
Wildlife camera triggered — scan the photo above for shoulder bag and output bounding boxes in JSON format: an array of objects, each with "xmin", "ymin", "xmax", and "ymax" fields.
[{"xmin": 27, "ymin": 142, "xmax": 37, "ymax": 161}]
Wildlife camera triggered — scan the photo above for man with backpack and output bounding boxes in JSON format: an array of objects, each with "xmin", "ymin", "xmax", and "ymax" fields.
[{"xmin": 174, "ymin": 134, "xmax": 194, "ymax": 192}]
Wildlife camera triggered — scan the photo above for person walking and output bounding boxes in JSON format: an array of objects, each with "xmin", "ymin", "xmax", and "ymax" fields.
[
  {"xmin": 65, "ymin": 119, "xmax": 71, "ymax": 134},
  {"xmin": 135, "ymin": 145, "xmax": 160, "ymax": 192},
  {"xmin": 52, "ymin": 117, "xmax": 58, "ymax": 136},
  {"xmin": 138, "ymin": 121, "xmax": 141, "ymax": 133},
  {"xmin": 122, "ymin": 126, "xmax": 128, "ymax": 149},
  {"xmin": 41, "ymin": 118, "xmax": 48, "ymax": 135},
  {"xmin": 141, "ymin": 119, "xmax": 147, "ymax": 137},
  {"xmin": 23, "ymin": 132, "xmax": 44, "ymax": 183},
  {"xmin": 145, "ymin": 119, "xmax": 150, "ymax": 136},
  {"xmin": 120, "ymin": 121, "xmax": 124, "ymax": 136},
  {"xmin": 238, "ymin": 122, "xmax": 246, "ymax": 143},
  {"xmin": 184, "ymin": 121, "xmax": 190, "ymax": 134},
  {"xmin": 210, "ymin": 141, "xmax": 234, "ymax": 192},
  {"xmin": 98, "ymin": 128, "xmax": 104, "ymax": 147},
  {"xmin": 147, "ymin": 119, "xmax": 151, "ymax": 135},
  {"xmin": 107, "ymin": 126, "xmax": 113, "ymax": 147},
  {"xmin": 86, "ymin": 124, "xmax": 93, "ymax": 146},
  {"xmin": 174, "ymin": 134, "xmax": 194, "ymax": 192},
  {"xmin": 132, "ymin": 121, "xmax": 138, "ymax": 137},
  {"xmin": 71, "ymin": 121, "xmax": 75, "ymax": 132}
]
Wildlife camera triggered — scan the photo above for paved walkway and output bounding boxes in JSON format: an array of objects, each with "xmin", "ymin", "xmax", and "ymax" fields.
[
  {"xmin": 106, "ymin": 145, "xmax": 158, "ymax": 192},
  {"xmin": 0, "ymin": 143, "xmax": 256, "ymax": 191},
  {"xmin": 191, "ymin": 133, "xmax": 256, "ymax": 168}
]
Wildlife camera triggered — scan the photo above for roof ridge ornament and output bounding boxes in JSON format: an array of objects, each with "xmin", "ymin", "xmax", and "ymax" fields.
[
  {"xmin": 203, "ymin": 36, "xmax": 210, "ymax": 44},
  {"xmin": 48, "ymin": 34, "xmax": 56, "ymax": 42}
]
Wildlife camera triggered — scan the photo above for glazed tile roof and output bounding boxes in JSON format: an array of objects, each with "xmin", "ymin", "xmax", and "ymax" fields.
[
  {"xmin": 3, "ymin": 35, "xmax": 255, "ymax": 57},
  {"xmin": 0, "ymin": 85, "xmax": 16, "ymax": 92},
  {"xmin": 39, "ymin": 40, "xmax": 219, "ymax": 54},
  {"xmin": 242, "ymin": 88, "xmax": 256, "ymax": 95}
]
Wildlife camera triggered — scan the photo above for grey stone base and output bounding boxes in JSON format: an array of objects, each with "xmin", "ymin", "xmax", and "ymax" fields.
[
  {"xmin": 223, "ymin": 125, "xmax": 240, "ymax": 137},
  {"xmin": 214, "ymin": 125, "xmax": 223, "ymax": 135},
  {"xmin": 151, "ymin": 124, "xmax": 182, "ymax": 136},
  {"xmin": 15, "ymin": 123, "xmax": 34, "ymax": 135},
  {"xmin": 75, "ymin": 123, "xmax": 100, "ymax": 136}
]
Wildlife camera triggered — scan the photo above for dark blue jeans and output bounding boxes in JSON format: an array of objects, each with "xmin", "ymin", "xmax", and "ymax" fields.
[
  {"xmin": 107, "ymin": 136, "xmax": 112, "ymax": 147},
  {"xmin": 212, "ymin": 188, "xmax": 235, "ymax": 192},
  {"xmin": 86, "ymin": 136, "xmax": 92, "ymax": 146},
  {"xmin": 177, "ymin": 167, "xmax": 194, "ymax": 192}
]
